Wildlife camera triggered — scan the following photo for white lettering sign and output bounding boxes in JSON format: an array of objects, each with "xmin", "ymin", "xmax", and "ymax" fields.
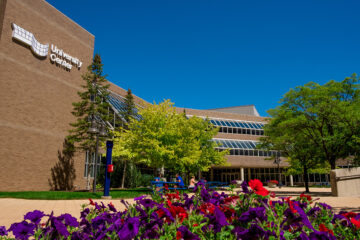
[{"xmin": 11, "ymin": 23, "xmax": 82, "ymax": 71}]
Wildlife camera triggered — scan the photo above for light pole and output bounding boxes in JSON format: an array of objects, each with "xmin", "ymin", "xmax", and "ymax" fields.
[
  {"xmin": 273, "ymin": 153, "xmax": 282, "ymax": 189},
  {"xmin": 88, "ymin": 115, "xmax": 107, "ymax": 193}
]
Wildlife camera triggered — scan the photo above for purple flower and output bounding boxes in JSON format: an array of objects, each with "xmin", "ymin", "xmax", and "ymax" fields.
[
  {"xmin": 80, "ymin": 208, "xmax": 90, "ymax": 219},
  {"xmin": 9, "ymin": 221, "xmax": 36, "ymax": 240},
  {"xmin": 194, "ymin": 181, "xmax": 205, "ymax": 192},
  {"xmin": 200, "ymin": 188, "xmax": 211, "ymax": 202},
  {"xmin": 58, "ymin": 213, "xmax": 79, "ymax": 227},
  {"xmin": 332, "ymin": 214, "xmax": 350, "ymax": 226},
  {"xmin": 117, "ymin": 217, "xmax": 140, "ymax": 240},
  {"xmin": 177, "ymin": 225, "xmax": 200, "ymax": 240},
  {"xmin": 307, "ymin": 207, "xmax": 321, "ymax": 217},
  {"xmin": 134, "ymin": 195, "xmax": 147, "ymax": 201},
  {"xmin": 142, "ymin": 228, "xmax": 160, "ymax": 239},
  {"xmin": 24, "ymin": 210, "xmax": 44, "ymax": 225},
  {"xmin": 0, "ymin": 226, "xmax": 7, "ymax": 236},
  {"xmin": 108, "ymin": 203, "xmax": 117, "ymax": 212},
  {"xmin": 214, "ymin": 206, "xmax": 229, "ymax": 227},
  {"xmin": 318, "ymin": 203, "xmax": 332, "ymax": 210},
  {"xmin": 298, "ymin": 232, "xmax": 310, "ymax": 240},
  {"xmin": 293, "ymin": 204, "xmax": 314, "ymax": 230},
  {"xmin": 309, "ymin": 230, "xmax": 336, "ymax": 240},
  {"xmin": 140, "ymin": 198, "xmax": 156, "ymax": 208},
  {"xmin": 53, "ymin": 219, "xmax": 69, "ymax": 238},
  {"xmin": 71, "ymin": 231, "xmax": 90, "ymax": 240},
  {"xmin": 239, "ymin": 207, "xmax": 266, "ymax": 223},
  {"xmin": 233, "ymin": 224, "xmax": 270, "ymax": 239},
  {"xmin": 241, "ymin": 181, "xmax": 249, "ymax": 193}
]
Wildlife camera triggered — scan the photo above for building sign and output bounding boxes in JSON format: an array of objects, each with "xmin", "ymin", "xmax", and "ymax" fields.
[{"xmin": 11, "ymin": 23, "xmax": 82, "ymax": 71}]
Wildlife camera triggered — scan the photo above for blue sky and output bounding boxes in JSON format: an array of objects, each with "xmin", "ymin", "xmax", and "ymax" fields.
[{"xmin": 47, "ymin": 0, "xmax": 360, "ymax": 116}]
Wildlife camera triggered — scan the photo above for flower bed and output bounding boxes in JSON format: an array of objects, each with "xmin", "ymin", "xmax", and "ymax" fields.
[{"xmin": 1, "ymin": 179, "xmax": 359, "ymax": 239}]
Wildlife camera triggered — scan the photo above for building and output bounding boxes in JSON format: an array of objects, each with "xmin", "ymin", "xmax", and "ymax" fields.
[
  {"xmin": 0, "ymin": 0, "xmax": 142, "ymax": 191},
  {"xmin": 0, "ymin": 0, "xmax": 330, "ymax": 191},
  {"xmin": 175, "ymin": 107, "xmax": 290, "ymax": 184}
]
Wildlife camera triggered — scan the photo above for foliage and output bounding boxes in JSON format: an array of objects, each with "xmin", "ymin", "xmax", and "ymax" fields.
[
  {"xmin": 117, "ymin": 89, "xmax": 138, "ymax": 188},
  {"xmin": 97, "ymin": 159, "xmax": 154, "ymax": 189},
  {"xmin": 66, "ymin": 54, "xmax": 110, "ymax": 153},
  {"xmin": 2, "ymin": 180, "xmax": 360, "ymax": 239},
  {"xmin": 112, "ymin": 100, "xmax": 227, "ymax": 175},
  {"xmin": 264, "ymin": 74, "xmax": 360, "ymax": 170},
  {"xmin": 259, "ymin": 73, "xmax": 360, "ymax": 192}
]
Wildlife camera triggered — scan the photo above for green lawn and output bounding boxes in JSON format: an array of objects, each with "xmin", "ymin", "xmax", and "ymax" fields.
[{"xmin": 0, "ymin": 188, "xmax": 151, "ymax": 200}]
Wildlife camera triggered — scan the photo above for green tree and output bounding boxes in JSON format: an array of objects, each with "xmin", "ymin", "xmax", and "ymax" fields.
[
  {"xmin": 112, "ymin": 100, "xmax": 227, "ymax": 181},
  {"xmin": 258, "ymin": 111, "xmax": 328, "ymax": 192},
  {"xmin": 118, "ymin": 89, "xmax": 137, "ymax": 188},
  {"xmin": 261, "ymin": 74, "xmax": 360, "ymax": 181},
  {"xmin": 66, "ymin": 54, "xmax": 110, "ymax": 189}
]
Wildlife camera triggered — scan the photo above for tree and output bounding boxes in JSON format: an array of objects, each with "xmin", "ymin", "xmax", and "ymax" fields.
[
  {"xmin": 258, "ymin": 110, "xmax": 328, "ymax": 192},
  {"xmin": 260, "ymin": 74, "xmax": 360, "ymax": 185},
  {"xmin": 118, "ymin": 89, "xmax": 137, "ymax": 188},
  {"xmin": 112, "ymin": 100, "xmax": 227, "ymax": 181},
  {"xmin": 66, "ymin": 54, "xmax": 110, "ymax": 189}
]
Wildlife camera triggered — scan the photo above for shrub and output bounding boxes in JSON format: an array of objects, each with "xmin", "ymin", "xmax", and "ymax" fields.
[{"xmin": 2, "ymin": 179, "xmax": 359, "ymax": 239}]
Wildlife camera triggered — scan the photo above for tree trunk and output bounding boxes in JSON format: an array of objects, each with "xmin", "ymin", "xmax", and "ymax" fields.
[
  {"xmin": 330, "ymin": 157, "xmax": 336, "ymax": 170},
  {"xmin": 121, "ymin": 159, "xmax": 127, "ymax": 189},
  {"xmin": 303, "ymin": 164, "xmax": 310, "ymax": 193}
]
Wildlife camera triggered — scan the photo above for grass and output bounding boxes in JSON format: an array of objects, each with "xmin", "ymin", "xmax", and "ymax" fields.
[{"xmin": 0, "ymin": 188, "xmax": 151, "ymax": 200}]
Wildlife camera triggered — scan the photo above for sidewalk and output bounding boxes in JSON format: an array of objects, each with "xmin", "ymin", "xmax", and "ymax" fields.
[{"xmin": 0, "ymin": 187, "xmax": 359, "ymax": 229}]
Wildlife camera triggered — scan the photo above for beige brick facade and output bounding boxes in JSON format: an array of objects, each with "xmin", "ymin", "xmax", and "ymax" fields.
[{"xmin": 0, "ymin": 0, "xmax": 94, "ymax": 191}]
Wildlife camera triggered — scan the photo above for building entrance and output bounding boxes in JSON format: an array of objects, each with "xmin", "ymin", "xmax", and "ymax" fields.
[{"xmin": 221, "ymin": 172, "xmax": 239, "ymax": 183}]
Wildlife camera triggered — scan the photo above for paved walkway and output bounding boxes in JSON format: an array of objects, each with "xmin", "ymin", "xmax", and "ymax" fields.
[{"xmin": 0, "ymin": 187, "xmax": 359, "ymax": 229}]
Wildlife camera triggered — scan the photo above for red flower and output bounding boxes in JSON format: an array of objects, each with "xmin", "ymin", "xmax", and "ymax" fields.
[
  {"xmin": 319, "ymin": 223, "xmax": 334, "ymax": 235},
  {"xmin": 220, "ymin": 206, "xmax": 236, "ymax": 222},
  {"xmin": 285, "ymin": 197, "xmax": 297, "ymax": 213},
  {"xmin": 165, "ymin": 184, "xmax": 169, "ymax": 191},
  {"xmin": 224, "ymin": 196, "xmax": 239, "ymax": 205},
  {"xmin": 300, "ymin": 193, "xmax": 312, "ymax": 201},
  {"xmin": 89, "ymin": 198, "xmax": 95, "ymax": 206},
  {"xmin": 249, "ymin": 179, "xmax": 263, "ymax": 191},
  {"xmin": 176, "ymin": 231, "xmax": 182, "ymax": 240},
  {"xmin": 166, "ymin": 193, "xmax": 180, "ymax": 201},
  {"xmin": 156, "ymin": 209, "xmax": 165, "ymax": 218},
  {"xmin": 342, "ymin": 212, "xmax": 357, "ymax": 219},
  {"xmin": 249, "ymin": 179, "xmax": 269, "ymax": 196},
  {"xmin": 270, "ymin": 192, "xmax": 276, "ymax": 198},
  {"xmin": 169, "ymin": 205, "xmax": 188, "ymax": 223},
  {"xmin": 200, "ymin": 203, "xmax": 215, "ymax": 215},
  {"xmin": 351, "ymin": 218, "xmax": 360, "ymax": 229},
  {"xmin": 193, "ymin": 223, "xmax": 199, "ymax": 227}
]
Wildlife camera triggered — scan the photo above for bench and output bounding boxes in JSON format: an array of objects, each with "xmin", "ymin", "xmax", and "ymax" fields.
[{"xmin": 150, "ymin": 181, "xmax": 187, "ymax": 193}]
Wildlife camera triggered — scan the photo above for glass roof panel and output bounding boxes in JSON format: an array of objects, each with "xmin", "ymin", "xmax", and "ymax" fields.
[
  {"xmin": 243, "ymin": 141, "xmax": 254, "ymax": 149},
  {"xmin": 224, "ymin": 120, "xmax": 232, "ymax": 127},
  {"xmin": 210, "ymin": 119, "xmax": 217, "ymax": 125},
  {"xmin": 248, "ymin": 142, "xmax": 257, "ymax": 148},
  {"xmin": 233, "ymin": 121, "xmax": 242, "ymax": 128},
  {"xmin": 228, "ymin": 140, "xmax": 238, "ymax": 148},
  {"xmin": 229, "ymin": 121, "xmax": 237, "ymax": 127},
  {"xmin": 232, "ymin": 141, "xmax": 243, "ymax": 148}
]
